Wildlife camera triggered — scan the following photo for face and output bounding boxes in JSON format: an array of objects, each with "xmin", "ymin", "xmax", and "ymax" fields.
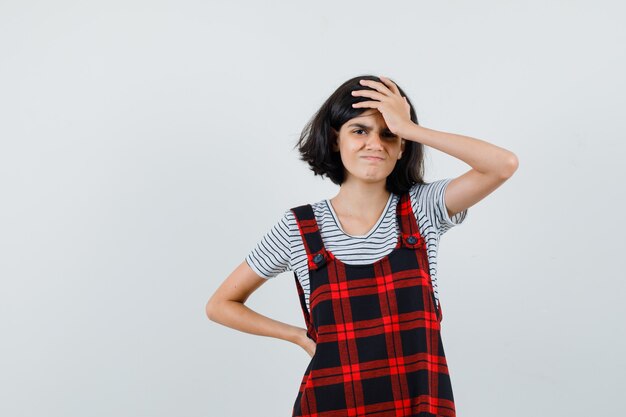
[{"xmin": 332, "ymin": 109, "xmax": 405, "ymax": 185}]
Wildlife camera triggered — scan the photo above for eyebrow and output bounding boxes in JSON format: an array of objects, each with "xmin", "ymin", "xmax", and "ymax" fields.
[
  {"xmin": 347, "ymin": 123, "xmax": 395, "ymax": 133},
  {"xmin": 347, "ymin": 123, "xmax": 372, "ymax": 129}
]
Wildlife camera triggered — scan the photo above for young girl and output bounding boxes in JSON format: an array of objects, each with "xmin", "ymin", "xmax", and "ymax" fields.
[{"xmin": 206, "ymin": 74, "xmax": 518, "ymax": 417}]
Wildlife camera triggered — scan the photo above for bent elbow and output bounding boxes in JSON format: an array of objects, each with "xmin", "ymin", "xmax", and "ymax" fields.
[
  {"xmin": 501, "ymin": 153, "xmax": 519, "ymax": 179},
  {"xmin": 205, "ymin": 299, "xmax": 217, "ymax": 321}
]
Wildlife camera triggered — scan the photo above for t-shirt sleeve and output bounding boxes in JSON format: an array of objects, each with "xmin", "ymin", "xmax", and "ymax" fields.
[
  {"xmin": 410, "ymin": 178, "xmax": 468, "ymax": 237},
  {"xmin": 244, "ymin": 209, "xmax": 294, "ymax": 279}
]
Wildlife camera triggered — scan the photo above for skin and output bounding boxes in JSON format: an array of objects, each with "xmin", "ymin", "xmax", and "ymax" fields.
[
  {"xmin": 205, "ymin": 75, "xmax": 519, "ymax": 359},
  {"xmin": 327, "ymin": 108, "xmax": 405, "ymax": 236}
]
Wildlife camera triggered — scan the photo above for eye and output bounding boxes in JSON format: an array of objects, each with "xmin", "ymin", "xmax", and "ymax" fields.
[{"xmin": 352, "ymin": 129, "xmax": 398, "ymax": 140}]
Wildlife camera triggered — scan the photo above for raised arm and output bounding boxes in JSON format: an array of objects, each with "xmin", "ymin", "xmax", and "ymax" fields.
[
  {"xmin": 401, "ymin": 124, "xmax": 519, "ymax": 218},
  {"xmin": 352, "ymin": 75, "xmax": 518, "ymax": 218}
]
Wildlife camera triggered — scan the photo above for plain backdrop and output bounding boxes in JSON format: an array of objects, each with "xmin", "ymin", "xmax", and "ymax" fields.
[{"xmin": 1, "ymin": 1, "xmax": 624, "ymax": 416}]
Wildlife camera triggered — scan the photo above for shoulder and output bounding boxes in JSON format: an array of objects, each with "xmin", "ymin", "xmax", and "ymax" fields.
[
  {"xmin": 407, "ymin": 179, "xmax": 451, "ymax": 215},
  {"xmin": 244, "ymin": 208, "xmax": 297, "ymax": 279},
  {"xmin": 408, "ymin": 178, "xmax": 452, "ymax": 200},
  {"xmin": 408, "ymin": 179, "xmax": 468, "ymax": 236},
  {"xmin": 264, "ymin": 208, "xmax": 298, "ymax": 244},
  {"xmin": 288, "ymin": 199, "xmax": 329, "ymax": 224}
]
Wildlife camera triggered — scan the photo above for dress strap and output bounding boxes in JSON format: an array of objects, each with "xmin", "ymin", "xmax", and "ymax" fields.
[
  {"xmin": 397, "ymin": 190, "xmax": 441, "ymax": 319},
  {"xmin": 396, "ymin": 191, "xmax": 427, "ymax": 250},
  {"xmin": 290, "ymin": 204, "xmax": 331, "ymax": 271}
]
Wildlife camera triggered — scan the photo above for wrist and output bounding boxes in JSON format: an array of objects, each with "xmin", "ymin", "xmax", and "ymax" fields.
[
  {"xmin": 400, "ymin": 122, "xmax": 424, "ymax": 142},
  {"xmin": 398, "ymin": 122, "xmax": 421, "ymax": 140}
]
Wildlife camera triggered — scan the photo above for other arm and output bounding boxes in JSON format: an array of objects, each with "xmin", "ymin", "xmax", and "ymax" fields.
[{"xmin": 205, "ymin": 260, "xmax": 309, "ymax": 347}]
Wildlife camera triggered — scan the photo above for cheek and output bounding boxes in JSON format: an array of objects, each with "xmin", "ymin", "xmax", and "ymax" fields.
[{"xmin": 341, "ymin": 143, "xmax": 361, "ymax": 155}]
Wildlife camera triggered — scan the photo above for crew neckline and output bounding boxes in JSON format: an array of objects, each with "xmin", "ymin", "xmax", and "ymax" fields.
[{"xmin": 325, "ymin": 193, "xmax": 394, "ymax": 238}]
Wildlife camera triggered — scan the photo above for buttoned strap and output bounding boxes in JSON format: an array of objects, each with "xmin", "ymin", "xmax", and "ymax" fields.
[
  {"xmin": 397, "ymin": 190, "xmax": 441, "ymax": 319},
  {"xmin": 396, "ymin": 191, "xmax": 426, "ymax": 250},
  {"xmin": 291, "ymin": 204, "xmax": 331, "ymax": 271}
]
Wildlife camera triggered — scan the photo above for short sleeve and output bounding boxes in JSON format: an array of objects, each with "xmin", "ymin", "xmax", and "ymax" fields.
[
  {"xmin": 244, "ymin": 209, "xmax": 295, "ymax": 279},
  {"xmin": 410, "ymin": 178, "xmax": 468, "ymax": 237}
]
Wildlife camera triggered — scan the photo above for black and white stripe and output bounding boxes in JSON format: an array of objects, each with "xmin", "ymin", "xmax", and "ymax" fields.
[{"xmin": 245, "ymin": 178, "xmax": 468, "ymax": 313}]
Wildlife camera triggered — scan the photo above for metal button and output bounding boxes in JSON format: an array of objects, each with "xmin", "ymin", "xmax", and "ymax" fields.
[
  {"xmin": 313, "ymin": 253, "xmax": 324, "ymax": 264},
  {"xmin": 407, "ymin": 235, "xmax": 417, "ymax": 244}
]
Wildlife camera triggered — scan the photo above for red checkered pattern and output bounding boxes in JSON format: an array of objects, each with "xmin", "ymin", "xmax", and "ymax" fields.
[{"xmin": 290, "ymin": 191, "xmax": 456, "ymax": 417}]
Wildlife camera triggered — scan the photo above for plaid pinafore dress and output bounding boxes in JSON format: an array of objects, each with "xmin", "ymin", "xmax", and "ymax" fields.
[{"xmin": 290, "ymin": 191, "xmax": 456, "ymax": 417}]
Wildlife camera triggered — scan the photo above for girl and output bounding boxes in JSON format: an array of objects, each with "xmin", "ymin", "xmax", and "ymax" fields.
[{"xmin": 206, "ymin": 74, "xmax": 518, "ymax": 417}]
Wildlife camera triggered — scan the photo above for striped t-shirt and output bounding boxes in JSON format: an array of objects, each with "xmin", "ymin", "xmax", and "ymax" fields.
[{"xmin": 245, "ymin": 178, "xmax": 468, "ymax": 314}]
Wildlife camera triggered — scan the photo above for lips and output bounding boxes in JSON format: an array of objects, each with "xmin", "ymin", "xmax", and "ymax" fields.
[{"xmin": 361, "ymin": 156, "xmax": 384, "ymax": 161}]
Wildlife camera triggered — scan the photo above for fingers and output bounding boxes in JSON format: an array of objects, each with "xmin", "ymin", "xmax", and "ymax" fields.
[
  {"xmin": 352, "ymin": 100, "xmax": 381, "ymax": 109},
  {"xmin": 351, "ymin": 89, "xmax": 386, "ymax": 101},
  {"xmin": 379, "ymin": 75, "xmax": 401, "ymax": 95},
  {"xmin": 358, "ymin": 77, "xmax": 393, "ymax": 96},
  {"xmin": 352, "ymin": 76, "xmax": 404, "ymax": 111},
  {"xmin": 357, "ymin": 76, "xmax": 402, "ymax": 99}
]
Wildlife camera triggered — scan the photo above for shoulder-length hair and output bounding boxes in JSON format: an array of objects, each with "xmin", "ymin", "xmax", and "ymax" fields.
[{"xmin": 293, "ymin": 74, "xmax": 425, "ymax": 195}]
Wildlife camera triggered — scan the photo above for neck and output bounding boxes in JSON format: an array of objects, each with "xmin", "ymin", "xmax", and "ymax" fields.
[{"xmin": 330, "ymin": 179, "xmax": 391, "ymax": 218}]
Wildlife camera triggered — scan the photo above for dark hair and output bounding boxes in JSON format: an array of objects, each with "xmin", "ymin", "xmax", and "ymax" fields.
[{"xmin": 294, "ymin": 74, "xmax": 425, "ymax": 195}]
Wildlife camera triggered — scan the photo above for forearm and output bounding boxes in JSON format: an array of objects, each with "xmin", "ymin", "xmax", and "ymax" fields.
[
  {"xmin": 208, "ymin": 299, "xmax": 304, "ymax": 345},
  {"xmin": 401, "ymin": 123, "xmax": 517, "ymax": 177}
]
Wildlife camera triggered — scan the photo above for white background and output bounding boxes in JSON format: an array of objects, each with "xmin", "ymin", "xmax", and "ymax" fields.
[{"xmin": 1, "ymin": 1, "xmax": 624, "ymax": 416}]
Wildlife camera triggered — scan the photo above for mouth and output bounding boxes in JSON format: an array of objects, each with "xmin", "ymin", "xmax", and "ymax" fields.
[{"xmin": 361, "ymin": 156, "xmax": 384, "ymax": 161}]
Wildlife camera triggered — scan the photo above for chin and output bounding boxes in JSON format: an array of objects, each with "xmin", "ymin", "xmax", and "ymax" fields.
[{"xmin": 360, "ymin": 173, "xmax": 391, "ymax": 182}]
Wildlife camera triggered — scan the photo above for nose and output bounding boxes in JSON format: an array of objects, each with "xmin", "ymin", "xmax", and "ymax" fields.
[{"xmin": 365, "ymin": 132, "xmax": 385, "ymax": 150}]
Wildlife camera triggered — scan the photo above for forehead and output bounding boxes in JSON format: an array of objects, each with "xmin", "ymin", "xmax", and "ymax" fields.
[{"xmin": 344, "ymin": 110, "xmax": 388, "ymax": 128}]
